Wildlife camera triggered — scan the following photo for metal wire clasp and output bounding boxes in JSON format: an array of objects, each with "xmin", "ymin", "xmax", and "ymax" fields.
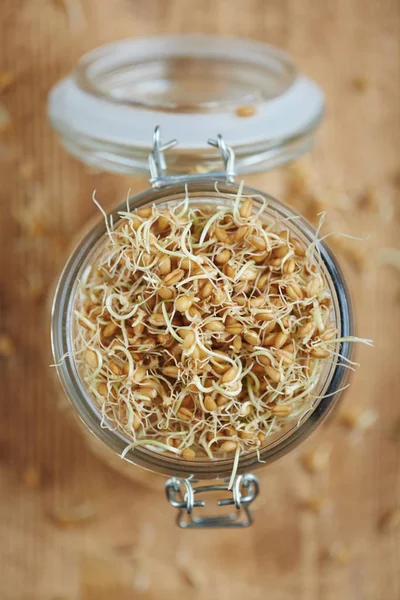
[
  {"xmin": 165, "ymin": 474, "xmax": 259, "ymax": 528},
  {"xmin": 149, "ymin": 125, "xmax": 236, "ymax": 188}
]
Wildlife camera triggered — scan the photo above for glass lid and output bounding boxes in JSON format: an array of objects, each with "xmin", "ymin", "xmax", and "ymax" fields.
[{"xmin": 48, "ymin": 35, "xmax": 325, "ymax": 176}]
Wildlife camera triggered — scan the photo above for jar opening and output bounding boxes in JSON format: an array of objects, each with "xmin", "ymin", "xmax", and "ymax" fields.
[
  {"xmin": 51, "ymin": 182, "xmax": 352, "ymax": 480},
  {"xmin": 74, "ymin": 35, "xmax": 297, "ymax": 113}
]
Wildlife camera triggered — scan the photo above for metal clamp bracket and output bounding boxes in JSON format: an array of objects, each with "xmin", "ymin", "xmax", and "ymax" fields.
[
  {"xmin": 165, "ymin": 473, "xmax": 259, "ymax": 528},
  {"xmin": 149, "ymin": 125, "xmax": 236, "ymax": 188}
]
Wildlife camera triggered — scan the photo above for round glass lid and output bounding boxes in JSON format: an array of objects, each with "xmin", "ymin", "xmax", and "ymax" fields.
[{"xmin": 48, "ymin": 35, "xmax": 325, "ymax": 175}]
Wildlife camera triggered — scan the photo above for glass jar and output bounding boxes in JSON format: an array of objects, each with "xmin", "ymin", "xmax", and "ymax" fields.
[
  {"xmin": 48, "ymin": 35, "xmax": 324, "ymax": 176},
  {"xmin": 49, "ymin": 36, "xmax": 351, "ymax": 527}
]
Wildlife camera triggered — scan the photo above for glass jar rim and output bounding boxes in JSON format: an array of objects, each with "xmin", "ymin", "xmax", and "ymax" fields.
[
  {"xmin": 51, "ymin": 181, "xmax": 352, "ymax": 480},
  {"xmin": 74, "ymin": 34, "xmax": 298, "ymax": 113},
  {"xmin": 47, "ymin": 35, "xmax": 325, "ymax": 176}
]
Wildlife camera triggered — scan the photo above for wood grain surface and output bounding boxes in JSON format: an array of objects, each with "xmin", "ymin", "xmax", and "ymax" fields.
[{"xmin": 0, "ymin": 1, "xmax": 399, "ymax": 599}]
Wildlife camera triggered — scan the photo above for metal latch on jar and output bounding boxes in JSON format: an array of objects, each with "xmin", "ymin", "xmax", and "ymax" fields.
[
  {"xmin": 165, "ymin": 474, "xmax": 259, "ymax": 528},
  {"xmin": 149, "ymin": 125, "xmax": 236, "ymax": 188}
]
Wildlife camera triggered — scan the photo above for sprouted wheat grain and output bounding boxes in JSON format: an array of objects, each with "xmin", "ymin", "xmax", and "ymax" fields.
[{"xmin": 72, "ymin": 188, "xmax": 370, "ymax": 471}]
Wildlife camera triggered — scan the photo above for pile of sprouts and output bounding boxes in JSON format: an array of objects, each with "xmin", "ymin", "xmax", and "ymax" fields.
[{"xmin": 73, "ymin": 186, "xmax": 366, "ymax": 479}]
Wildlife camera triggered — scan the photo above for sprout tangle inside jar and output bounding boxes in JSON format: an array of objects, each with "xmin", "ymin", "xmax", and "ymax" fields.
[{"xmin": 70, "ymin": 184, "xmax": 370, "ymax": 487}]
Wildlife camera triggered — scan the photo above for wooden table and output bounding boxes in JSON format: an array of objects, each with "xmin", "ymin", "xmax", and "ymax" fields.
[{"xmin": 1, "ymin": 1, "xmax": 399, "ymax": 599}]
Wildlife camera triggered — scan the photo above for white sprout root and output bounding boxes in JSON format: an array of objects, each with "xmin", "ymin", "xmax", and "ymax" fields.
[{"xmin": 72, "ymin": 188, "xmax": 370, "ymax": 482}]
